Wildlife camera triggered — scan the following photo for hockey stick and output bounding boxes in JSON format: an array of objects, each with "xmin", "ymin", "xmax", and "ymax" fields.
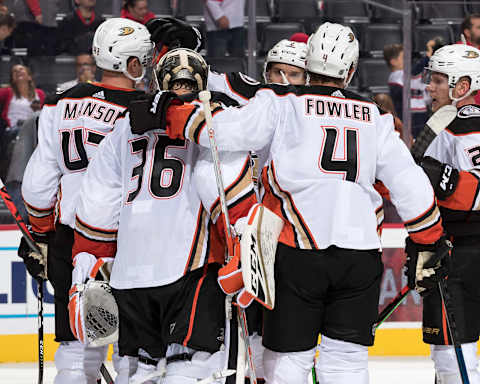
[
  {"xmin": 0, "ymin": 178, "xmax": 115, "ymax": 384},
  {"xmin": 0, "ymin": 178, "xmax": 44, "ymax": 384},
  {"xmin": 374, "ymin": 284, "xmax": 410, "ymax": 329},
  {"xmin": 438, "ymin": 279, "xmax": 470, "ymax": 384},
  {"xmin": 198, "ymin": 90, "xmax": 258, "ymax": 384}
]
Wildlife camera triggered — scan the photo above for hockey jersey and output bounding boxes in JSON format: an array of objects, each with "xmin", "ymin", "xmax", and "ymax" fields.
[
  {"xmin": 73, "ymin": 106, "xmax": 256, "ymax": 289},
  {"xmin": 22, "ymin": 82, "xmax": 143, "ymax": 234},
  {"xmin": 424, "ymin": 104, "xmax": 480, "ymax": 236},
  {"xmin": 172, "ymin": 85, "xmax": 444, "ymax": 249}
]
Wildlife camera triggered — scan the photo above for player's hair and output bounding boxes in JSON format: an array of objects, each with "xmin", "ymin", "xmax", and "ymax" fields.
[
  {"xmin": 10, "ymin": 64, "xmax": 37, "ymax": 101},
  {"xmin": 0, "ymin": 12, "xmax": 15, "ymax": 29},
  {"xmin": 461, "ymin": 13, "xmax": 480, "ymax": 34},
  {"xmin": 308, "ymin": 72, "xmax": 344, "ymax": 87},
  {"xmin": 383, "ymin": 44, "xmax": 403, "ymax": 68}
]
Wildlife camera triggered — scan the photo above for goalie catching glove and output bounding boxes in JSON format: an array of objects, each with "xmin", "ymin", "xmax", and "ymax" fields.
[
  {"xmin": 404, "ymin": 236, "xmax": 452, "ymax": 295},
  {"xmin": 17, "ymin": 229, "xmax": 53, "ymax": 280},
  {"xmin": 68, "ymin": 252, "xmax": 118, "ymax": 347}
]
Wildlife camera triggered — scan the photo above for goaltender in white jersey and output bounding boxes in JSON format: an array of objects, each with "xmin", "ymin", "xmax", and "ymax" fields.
[{"xmin": 164, "ymin": 22, "xmax": 445, "ymax": 384}]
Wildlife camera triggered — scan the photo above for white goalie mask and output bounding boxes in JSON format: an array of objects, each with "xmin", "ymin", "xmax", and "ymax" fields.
[
  {"xmin": 263, "ymin": 39, "xmax": 307, "ymax": 83},
  {"xmin": 92, "ymin": 18, "xmax": 154, "ymax": 83},
  {"xmin": 71, "ymin": 280, "xmax": 119, "ymax": 347},
  {"xmin": 306, "ymin": 22, "xmax": 359, "ymax": 87},
  {"xmin": 424, "ymin": 44, "xmax": 480, "ymax": 103}
]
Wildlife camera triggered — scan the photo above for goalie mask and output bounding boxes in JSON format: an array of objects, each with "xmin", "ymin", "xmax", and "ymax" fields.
[
  {"xmin": 151, "ymin": 48, "xmax": 208, "ymax": 92},
  {"xmin": 69, "ymin": 280, "xmax": 119, "ymax": 347}
]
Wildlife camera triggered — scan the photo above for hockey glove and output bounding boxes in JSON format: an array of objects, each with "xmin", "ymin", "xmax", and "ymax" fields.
[
  {"xmin": 217, "ymin": 238, "xmax": 255, "ymax": 309},
  {"xmin": 17, "ymin": 230, "xmax": 53, "ymax": 280},
  {"xmin": 130, "ymin": 91, "xmax": 183, "ymax": 135},
  {"xmin": 146, "ymin": 17, "xmax": 202, "ymax": 53},
  {"xmin": 69, "ymin": 252, "xmax": 114, "ymax": 344},
  {"xmin": 421, "ymin": 157, "xmax": 459, "ymax": 200},
  {"xmin": 404, "ymin": 236, "xmax": 452, "ymax": 295}
]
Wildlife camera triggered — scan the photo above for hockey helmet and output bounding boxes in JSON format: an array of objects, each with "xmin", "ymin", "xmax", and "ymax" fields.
[
  {"xmin": 152, "ymin": 48, "xmax": 208, "ymax": 92},
  {"xmin": 263, "ymin": 39, "xmax": 307, "ymax": 83},
  {"xmin": 425, "ymin": 44, "xmax": 480, "ymax": 101},
  {"xmin": 306, "ymin": 22, "xmax": 359, "ymax": 87},
  {"xmin": 92, "ymin": 18, "xmax": 154, "ymax": 83}
]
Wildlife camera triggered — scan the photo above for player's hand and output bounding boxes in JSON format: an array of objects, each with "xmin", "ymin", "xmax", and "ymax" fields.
[
  {"xmin": 217, "ymin": 238, "xmax": 254, "ymax": 308},
  {"xmin": 17, "ymin": 231, "xmax": 51, "ymax": 280},
  {"xmin": 146, "ymin": 17, "xmax": 203, "ymax": 53},
  {"xmin": 216, "ymin": 16, "xmax": 230, "ymax": 30},
  {"xmin": 129, "ymin": 91, "xmax": 183, "ymax": 135},
  {"xmin": 404, "ymin": 236, "xmax": 452, "ymax": 295},
  {"xmin": 420, "ymin": 156, "xmax": 459, "ymax": 200}
]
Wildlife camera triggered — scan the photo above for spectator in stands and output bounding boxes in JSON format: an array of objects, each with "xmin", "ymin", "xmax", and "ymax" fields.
[
  {"xmin": 0, "ymin": 0, "xmax": 8, "ymax": 14},
  {"xmin": 384, "ymin": 43, "xmax": 432, "ymax": 138},
  {"xmin": 6, "ymin": 0, "xmax": 58, "ymax": 55},
  {"xmin": 205, "ymin": 0, "xmax": 245, "ymax": 58},
  {"xmin": 56, "ymin": 0, "xmax": 104, "ymax": 55},
  {"xmin": 0, "ymin": 12, "xmax": 15, "ymax": 54},
  {"xmin": 121, "ymin": 0, "xmax": 155, "ymax": 24},
  {"xmin": 0, "ymin": 64, "xmax": 44, "ymax": 130},
  {"xmin": 459, "ymin": 13, "xmax": 480, "ymax": 49},
  {"xmin": 56, "ymin": 53, "xmax": 96, "ymax": 93}
]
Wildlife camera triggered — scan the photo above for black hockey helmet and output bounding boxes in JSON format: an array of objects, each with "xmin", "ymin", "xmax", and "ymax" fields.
[{"xmin": 152, "ymin": 48, "xmax": 208, "ymax": 92}]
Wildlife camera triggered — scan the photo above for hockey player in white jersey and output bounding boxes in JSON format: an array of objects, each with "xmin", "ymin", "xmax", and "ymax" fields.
[
  {"xmin": 18, "ymin": 18, "xmax": 154, "ymax": 384},
  {"xmin": 407, "ymin": 44, "xmax": 480, "ymax": 383},
  {"xmin": 70, "ymin": 48, "xmax": 257, "ymax": 384},
  {"xmin": 160, "ymin": 22, "xmax": 450, "ymax": 384}
]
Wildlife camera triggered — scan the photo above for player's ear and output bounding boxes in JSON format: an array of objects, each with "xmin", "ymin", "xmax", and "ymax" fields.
[
  {"xmin": 454, "ymin": 77, "xmax": 471, "ymax": 98},
  {"xmin": 127, "ymin": 57, "xmax": 142, "ymax": 78}
]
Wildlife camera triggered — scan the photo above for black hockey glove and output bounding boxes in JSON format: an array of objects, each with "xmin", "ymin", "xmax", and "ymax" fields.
[
  {"xmin": 17, "ymin": 230, "xmax": 53, "ymax": 281},
  {"xmin": 146, "ymin": 17, "xmax": 203, "ymax": 52},
  {"xmin": 420, "ymin": 156, "xmax": 459, "ymax": 200},
  {"xmin": 129, "ymin": 91, "xmax": 183, "ymax": 135},
  {"xmin": 404, "ymin": 236, "xmax": 452, "ymax": 296}
]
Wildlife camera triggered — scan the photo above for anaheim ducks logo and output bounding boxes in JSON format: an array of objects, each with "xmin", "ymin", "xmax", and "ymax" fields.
[
  {"xmin": 348, "ymin": 33, "xmax": 355, "ymax": 42},
  {"xmin": 463, "ymin": 50, "xmax": 479, "ymax": 59},
  {"xmin": 118, "ymin": 26, "xmax": 134, "ymax": 36}
]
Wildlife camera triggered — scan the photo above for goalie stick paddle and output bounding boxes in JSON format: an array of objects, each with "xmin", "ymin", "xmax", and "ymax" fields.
[
  {"xmin": 0, "ymin": 178, "xmax": 44, "ymax": 384},
  {"xmin": 0, "ymin": 179, "xmax": 115, "ymax": 384},
  {"xmin": 198, "ymin": 90, "xmax": 258, "ymax": 384}
]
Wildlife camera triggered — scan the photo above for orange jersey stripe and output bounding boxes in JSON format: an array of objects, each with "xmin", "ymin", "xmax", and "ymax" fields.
[{"xmin": 439, "ymin": 171, "xmax": 479, "ymax": 211}]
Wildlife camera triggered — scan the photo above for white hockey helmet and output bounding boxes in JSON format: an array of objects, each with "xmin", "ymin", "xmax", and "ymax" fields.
[
  {"xmin": 306, "ymin": 22, "xmax": 359, "ymax": 87},
  {"xmin": 263, "ymin": 39, "xmax": 307, "ymax": 83},
  {"xmin": 425, "ymin": 44, "xmax": 480, "ymax": 102},
  {"xmin": 92, "ymin": 18, "xmax": 154, "ymax": 83},
  {"xmin": 152, "ymin": 48, "xmax": 208, "ymax": 92}
]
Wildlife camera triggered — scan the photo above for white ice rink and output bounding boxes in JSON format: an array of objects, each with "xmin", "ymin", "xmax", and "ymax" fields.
[{"xmin": 0, "ymin": 357, "xmax": 436, "ymax": 383}]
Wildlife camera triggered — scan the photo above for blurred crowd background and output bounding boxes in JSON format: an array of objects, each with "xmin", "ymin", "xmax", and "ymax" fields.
[{"xmin": 0, "ymin": 0, "xmax": 479, "ymax": 223}]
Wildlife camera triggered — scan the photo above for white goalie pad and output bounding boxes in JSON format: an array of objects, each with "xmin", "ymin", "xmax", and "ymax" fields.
[
  {"xmin": 240, "ymin": 204, "xmax": 284, "ymax": 309},
  {"xmin": 74, "ymin": 280, "xmax": 119, "ymax": 347}
]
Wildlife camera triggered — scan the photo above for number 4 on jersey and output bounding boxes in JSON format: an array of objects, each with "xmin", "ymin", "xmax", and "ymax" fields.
[{"xmin": 319, "ymin": 126, "xmax": 359, "ymax": 182}]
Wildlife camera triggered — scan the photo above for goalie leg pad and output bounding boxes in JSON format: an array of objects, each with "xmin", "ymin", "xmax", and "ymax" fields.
[
  {"xmin": 315, "ymin": 335, "xmax": 368, "ymax": 384},
  {"xmin": 263, "ymin": 347, "xmax": 315, "ymax": 384},
  {"xmin": 163, "ymin": 343, "xmax": 232, "ymax": 383},
  {"xmin": 431, "ymin": 343, "xmax": 480, "ymax": 384},
  {"xmin": 53, "ymin": 341, "xmax": 107, "ymax": 384},
  {"xmin": 112, "ymin": 342, "xmax": 138, "ymax": 384}
]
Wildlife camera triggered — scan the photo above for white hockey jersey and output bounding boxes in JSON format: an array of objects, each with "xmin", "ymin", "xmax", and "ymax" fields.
[
  {"xmin": 425, "ymin": 104, "xmax": 480, "ymax": 236},
  {"xmin": 73, "ymin": 110, "xmax": 256, "ymax": 289},
  {"xmin": 173, "ymin": 85, "xmax": 444, "ymax": 249},
  {"xmin": 22, "ymin": 82, "xmax": 144, "ymax": 234}
]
